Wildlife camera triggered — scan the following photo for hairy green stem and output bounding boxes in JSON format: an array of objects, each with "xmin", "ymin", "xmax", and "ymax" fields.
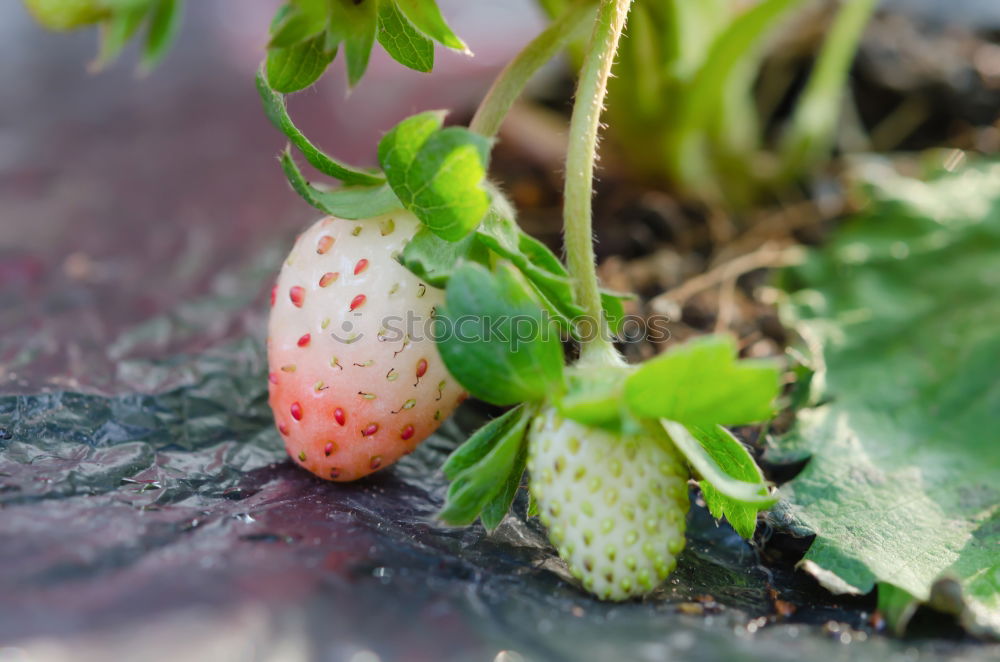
[
  {"xmin": 563, "ymin": 0, "xmax": 631, "ymax": 362},
  {"xmin": 470, "ymin": 2, "xmax": 596, "ymax": 138}
]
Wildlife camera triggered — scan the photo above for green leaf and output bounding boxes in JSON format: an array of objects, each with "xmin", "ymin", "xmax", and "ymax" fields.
[
  {"xmin": 394, "ymin": 0, "xmax": 468, "ymax": 52},
  {"xmin": 376, "ymin": 0, "xmax": 434, "ymax": 72},
  {"xmin": 439, "ymin": 405, "xmax": 531, "ymax": 527},
  {"xmin": 624, "ymin": 334, "xmax": 780, "ymax": 426},
  {"xmin": 476, "ymin": 212, "xmax": 583, "ymax": 325},
  {"xmin": 378, "ymin": 112, "xmax": 492, "ymax": 241},
  {"xmin": 265, "ymin": 35, "xmax": 337, "ymax": 94},
  {"xmin": 661, "ymin": 420, "xmax": 777, "ymax": 506},
  {"xmin": 687, "ymin": 424, "xmax": 767, "ymax": 538},
  {"xmin": 434, "ymin": 262, "xmax": 565, "ymax": 406},
  {"xmin": 772, "ymin": 160, "xmax": 1000, "ymax": 638},
  {"xmin": 257, "ymin": 68, "xmax": 384, "ymax": 186},
  {"xmin": 140, "ymin": 0, "xmax": 182, "ymax": 71},
  {"xmin": 398, "ymin": 227, "xmax": 483, "ymax": 288},
  {"xmin": 279, "ymin": 149, "xmax": 402, "ymax": 220},
  {"xmin": 327, "ymin": 0, "xmax": 377, "ymax": 87}
]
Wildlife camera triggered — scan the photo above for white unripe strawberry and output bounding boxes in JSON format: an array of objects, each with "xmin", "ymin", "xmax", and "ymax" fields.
[
  {"xmin": 267, "ymin": 211, "xmax": 465, "ymax": 482},
  {"xmin": 528, "ymin": 406, "xmax": 690, "ymax": 600}
]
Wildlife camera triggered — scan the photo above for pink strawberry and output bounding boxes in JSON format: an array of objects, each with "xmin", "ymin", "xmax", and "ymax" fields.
[{"xmin": 267, "ymin": 211, "xmax": 465, "ymax": 481}]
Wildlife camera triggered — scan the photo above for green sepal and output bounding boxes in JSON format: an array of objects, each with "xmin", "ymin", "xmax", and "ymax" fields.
[
  {"xmin": 265, "ymin": 35, "xmax": 337, "ymax": 94},
  {"xmin": 442, "ymin": 406, "xmax": 523, "ymax": 480},
  {"xmin": 398, "ymin": 228, "xmax": 486, "ymax": 288},
  {"xmin": 257, "ymin": 67, "xmax": 384, "ymax": 185},
  {"xmin": 625, "ymin": 334, "xmax": 780, "ymax": 427},
  {"xmin": 326, "ymin": 0, "xmax": 377, "ymax": 87},
  {"xmin": 434, "ymin": 262, "xmax": 565, "ymax": 406},
  {"xmin": 94, "ymin": 4, "xmax": 150, "ymax": 69},
  {"xmin": 439, "ymin": 404, "xmax": 531, "ymax": 528},
  {"xmin": 556, "ymin": 366, "xmax": 630, "ymax": 430},
  {"xmin": 140, "ymin": 0, "xmax": 182, "ymax": 71},
  {"xmin": 526, "ymin": 490, "xmax": 540, "ymax": 517},
  {"xmin": 688, "ymin": 424, "xmax": 769, "ymax": 538},
  {"xmin": 479, "ymin": 439, "xmax": 527, "ymax": 531},
  {"xmin": 661, "ymin": 420, "xmax": 777, "ymax": 506},
  {"xmin": 268, "ymin": 0, "xmax": 328, "ymax": 49},
  {"xmin": 279, "ymin": 149, "xmax": 402, "ymax": 220}
]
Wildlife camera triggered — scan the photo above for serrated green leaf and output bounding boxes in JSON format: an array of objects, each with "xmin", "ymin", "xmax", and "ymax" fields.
[
  {"xmin": 439, "ymin": 405, "xmax": 531, "ymax": 527},
  {"xmin": 394, "ymin": 0, "xmax": 467, "ymax": 52},
  {"xmin": 378, "ymin": 112, "xmax": 492, "ymax": 241},
  {"xmin": 661, "ymin": 420, "xmax": 776, "ymax": 506},
  {"xmin": 687, "ymin": 424, "xmax": 767, "ymax": 538},
  {"xmin": 434, "ymin": 262, "xmax": 564, "ymax": 406},
  {"xmin": 376, "ymin": 0, "xmax": 434, "ymax": 72},
  {"xmin": 772, "ymin": 160, "xmax": 1000, "ymax": 638},
  {"xmin": 257, "ymin": 68, "xmax": 383, "ymax": 185},
  {"xmin": 265, "ymin": 34, "xmax": 336, "ymax": 94},
  {"xmin": 140, "ymin": 0, "xmax": 181, "ymax": 71},
  {"xmin": 625, "ymin": 334, "xmax": 780, "ymax": 427},
  {"xmin": 279, "ymin": 149, "xmax": 401, "ymax": 219},
  {"xmin": 327, "ymin": 0, "xmax": 377, "ymax": 87}
]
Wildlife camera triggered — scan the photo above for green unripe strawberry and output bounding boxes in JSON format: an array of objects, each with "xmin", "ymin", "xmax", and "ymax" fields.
[
  {"xmin": 23, "ymin": 0, "xmax": 109, "ymax": 30},
  {"xmin": 528, "ymin": 406, "xmax": 690, "ymax": 600}
]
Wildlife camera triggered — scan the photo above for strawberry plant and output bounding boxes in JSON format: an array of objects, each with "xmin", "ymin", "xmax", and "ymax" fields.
[
  {"xmin": 25, "ymin": 0, "xmax": 785, "ymax": 600},
  {"xmin": 250, "ymin": 0, "xmax": 785, "ymax": 600}
]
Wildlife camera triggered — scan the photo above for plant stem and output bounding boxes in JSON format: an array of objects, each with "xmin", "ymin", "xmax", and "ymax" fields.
[
  {"xmin": 563, "ymin": 0, "xmax": 631, "ymax": 362},
  {"xmin": 470, "ymin": 2, "xmax": 596, "ymax": 138},
  {"xmin": 780, "ymin": 0, "xmax": 877, "ymax": 175}
]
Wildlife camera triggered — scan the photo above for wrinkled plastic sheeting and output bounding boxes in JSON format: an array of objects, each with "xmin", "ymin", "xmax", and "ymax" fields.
[
  {"xmin": 3, "ymin": 296, "xmax": 999, "ymax": 661},
  {"xmin": 1, "ymin": 5, "xmax": 999, "ymax": 660}
]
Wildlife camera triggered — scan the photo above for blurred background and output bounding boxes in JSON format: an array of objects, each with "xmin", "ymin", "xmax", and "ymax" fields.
[{"xmin": 1, "ymin": 0, "xmax": 999, "ymax": 660}]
